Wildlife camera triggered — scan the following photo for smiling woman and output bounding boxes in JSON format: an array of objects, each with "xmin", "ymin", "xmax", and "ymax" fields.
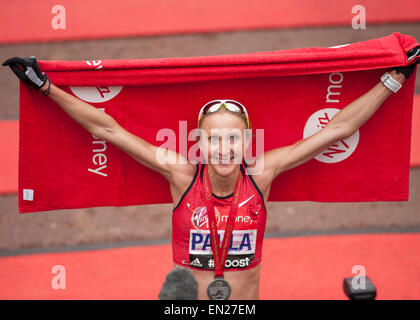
[
  {"xmin": 172, "ymin": 102, "xmax": 267, "ymax": 299},
  {"xmin": 2, "ymin": 54, "xmax": 416, "ymax": 299}
]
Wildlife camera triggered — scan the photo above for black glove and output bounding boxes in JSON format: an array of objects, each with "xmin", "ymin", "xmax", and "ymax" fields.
[
  {"xmin": 2, "ymin": 56, "xmax": 48, "ymax": 90},
  {"xmin": 394, "ymin": 46, "xmax": 420, "ymax": 79}
]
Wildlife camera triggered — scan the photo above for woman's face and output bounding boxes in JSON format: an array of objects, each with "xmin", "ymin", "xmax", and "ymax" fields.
[{"xmin": 198, "ymin": 110, "xmax": 250, "ymax": 177}]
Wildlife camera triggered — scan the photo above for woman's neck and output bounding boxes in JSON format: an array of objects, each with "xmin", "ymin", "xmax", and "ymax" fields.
[{"xmin": 207, "ymin": 164, "xmax": 241, "ymax": 197}]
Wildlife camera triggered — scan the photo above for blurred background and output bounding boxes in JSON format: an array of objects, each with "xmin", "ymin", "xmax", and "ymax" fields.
[{"xmin": 0, "ymin": 0, "xmax": 419, "ymax": 299}]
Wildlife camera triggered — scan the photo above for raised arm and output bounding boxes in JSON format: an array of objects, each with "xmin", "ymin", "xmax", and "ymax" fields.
[
  {"xmin": 44, "ymin": 81, "xmax": 185, "ymax": 178},
  {"xmin": 259, "ymin": 65, "xmax": 417, "ymax": 190},
  {"xmin": 2, "ymin": 57, "xmax": 195, "ymax": 184}
]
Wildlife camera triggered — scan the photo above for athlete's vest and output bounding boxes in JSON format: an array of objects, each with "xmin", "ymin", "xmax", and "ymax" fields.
[{"xmin": 172, "ymin": 161, "xmax": 267, "ymax": 271}]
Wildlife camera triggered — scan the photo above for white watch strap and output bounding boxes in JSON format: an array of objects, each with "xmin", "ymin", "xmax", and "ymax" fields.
[{"xmin": 380, "ymin": 72, "xmax": 402, "ymax": 93}]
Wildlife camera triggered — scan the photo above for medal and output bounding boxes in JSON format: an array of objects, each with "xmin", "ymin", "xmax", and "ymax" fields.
[
  {"xmin": 202, "ymin": 163, "xmax": 242, "ymax": 300},
  {"xmin": 207, "ymin": 276, "xmax": 231, "ymax": 300}
]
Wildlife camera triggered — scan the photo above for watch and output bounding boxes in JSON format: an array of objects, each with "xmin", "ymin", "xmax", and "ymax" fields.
[{"xmin": 380, "ymin": 72, "xmax": 402, "ymax": 93}]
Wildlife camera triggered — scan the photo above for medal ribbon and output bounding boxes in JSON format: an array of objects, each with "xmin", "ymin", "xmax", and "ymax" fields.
[{"xmin": 202, "ymin": 163, "xmax": 242, "ymax": 277}]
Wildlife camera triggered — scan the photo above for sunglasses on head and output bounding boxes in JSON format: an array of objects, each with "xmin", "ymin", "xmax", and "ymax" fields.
[{"xmin": 197, "ymin": 100, "xmax": 250, "ymax": 129}]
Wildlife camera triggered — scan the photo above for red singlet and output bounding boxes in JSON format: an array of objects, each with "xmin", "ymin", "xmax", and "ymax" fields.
[{"xmin": 172, "ymin": 160, "xmax": 267, "ymax": 271}]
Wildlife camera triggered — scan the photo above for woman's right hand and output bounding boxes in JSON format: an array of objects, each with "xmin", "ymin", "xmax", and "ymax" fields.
[{"xmin": 2, "ymin": 56, "xmax": 49, "ymax": 91}]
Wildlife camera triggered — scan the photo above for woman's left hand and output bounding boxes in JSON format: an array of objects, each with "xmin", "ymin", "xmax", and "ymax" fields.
[
  {"xmin": 394, "ymin": 61, "xmax": 418, "ymax": 80},
  {"xmin": 394, "ymin": 46, "xmax": 420, "ymax": 79}
]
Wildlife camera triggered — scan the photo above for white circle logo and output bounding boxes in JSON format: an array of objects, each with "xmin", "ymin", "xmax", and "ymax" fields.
[
  {"xmin": 303, "ymin": 108, "xmax": 359, "ymax": 163},
  {"xmin": 69, "ymin": 86, "xmax": 123, "ymax": 103}
]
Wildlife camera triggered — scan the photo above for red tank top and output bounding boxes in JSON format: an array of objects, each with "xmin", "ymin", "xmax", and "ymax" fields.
[{"xmin": 172, "ymin": 160, "xmax": 267, "ymax": 271}]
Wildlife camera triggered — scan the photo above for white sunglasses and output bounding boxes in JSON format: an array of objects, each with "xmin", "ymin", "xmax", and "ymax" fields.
[{"xmin": 197, "ymin": 99, "xmax": 250, "ymax": 128}]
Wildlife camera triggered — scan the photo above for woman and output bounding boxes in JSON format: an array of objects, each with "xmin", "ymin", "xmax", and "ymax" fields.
[{"xmin": 3, "ymin": 56, "xmax": 416, "ymax": 300}]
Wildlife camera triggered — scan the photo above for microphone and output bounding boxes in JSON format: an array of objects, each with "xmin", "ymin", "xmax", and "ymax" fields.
[{"xmin": 159, "ymin": 267, "xmax": 198, "ymax": 300}]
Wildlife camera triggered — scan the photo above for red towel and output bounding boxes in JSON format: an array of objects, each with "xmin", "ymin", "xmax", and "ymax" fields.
[{"xmin": 18, "ymin": 32, "xmax": 419, "ymax": 213}]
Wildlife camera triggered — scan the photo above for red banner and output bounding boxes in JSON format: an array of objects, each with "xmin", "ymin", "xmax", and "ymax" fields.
[
  {"xmin": 1, "ymin": 0, "xmax": 420, "ymax": 44},
  {"xmin": 18, "ymin": 33, "xmax": 419, "ymax": 213}
]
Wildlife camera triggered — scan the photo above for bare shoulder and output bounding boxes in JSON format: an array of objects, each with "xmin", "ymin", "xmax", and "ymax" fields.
[
  {"xmin": 166, "ymin": 156, "xmax": 198, "ymax": 206},
  {"xmin": 244, "ymin": 155, "xmax": 275, "ymax": 204},
  {"xmin": 169, "ymin": 159, "xmax": 198, "ymax": 187}
]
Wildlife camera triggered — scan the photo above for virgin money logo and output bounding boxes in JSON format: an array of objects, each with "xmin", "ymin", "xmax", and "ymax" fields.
[
  {"xmin": 68, "ymin": 83, "xmax": 123, "ymax": 178},
  {"xmin": 191, "ymin": 206, "xmax": 220, "ymax": 229},
  {"xmin": 303, "ymin": 108, "xmax": 359, "ymax": 163}
]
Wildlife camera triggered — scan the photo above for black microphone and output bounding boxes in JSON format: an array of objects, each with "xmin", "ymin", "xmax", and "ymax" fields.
[
  {"xmin": 343, "ymin": 276, "xmax": 377, "ymax": 300},
  {"xmin": 159, "ymin": 267, "xmax": 198, "ymax": 300}
]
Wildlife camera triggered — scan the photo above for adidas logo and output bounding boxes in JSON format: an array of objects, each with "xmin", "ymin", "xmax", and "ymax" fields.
[{"xmin": 190, "ymin": 258, "xmax": 203, "ymax": 267}]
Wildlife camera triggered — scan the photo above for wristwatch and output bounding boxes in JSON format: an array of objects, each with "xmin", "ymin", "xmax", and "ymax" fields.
[{"xmin": 380, "ymin": 72, "xmax": 402, "ymax": 93}]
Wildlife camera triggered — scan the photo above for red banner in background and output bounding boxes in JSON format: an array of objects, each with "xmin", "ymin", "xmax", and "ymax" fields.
[
  {"xmin": 18, "ymin": 33, "xmax": 419, "ymax": 213},
  {"xmin": 1, "ymin": 0, "xmax": 420, "ymax": 44}
]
